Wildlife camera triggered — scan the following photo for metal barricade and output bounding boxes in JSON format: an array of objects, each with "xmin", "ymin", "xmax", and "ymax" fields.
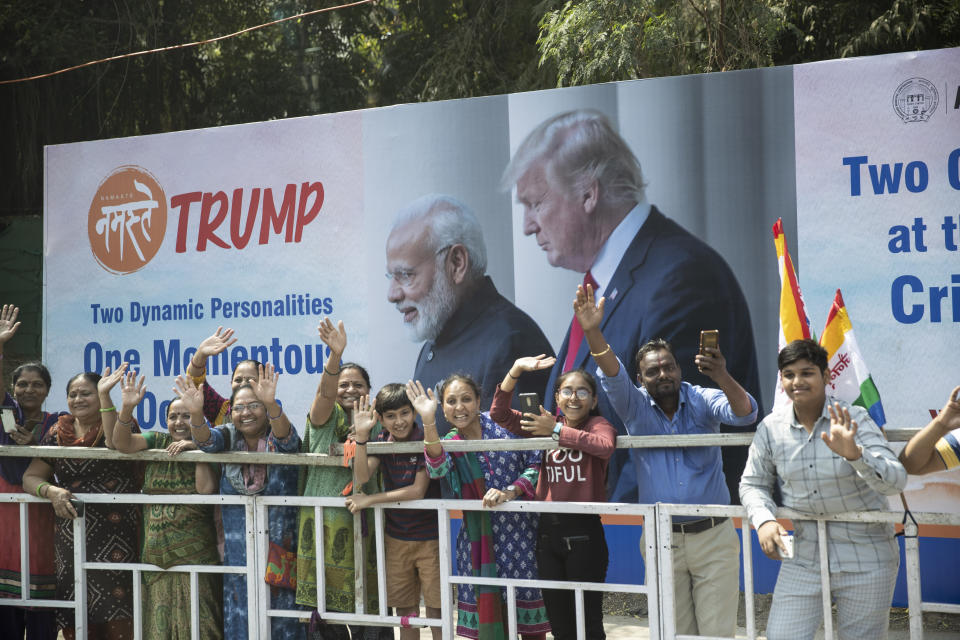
[{"xmin": 1, "ymin": 427, "xmax": 955, "ymax": 640}]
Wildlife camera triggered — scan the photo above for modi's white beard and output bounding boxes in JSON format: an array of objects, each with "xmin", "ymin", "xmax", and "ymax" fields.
[{"xmin": 405, "ymin": 270, "xmax": 458, "ymax": 343}]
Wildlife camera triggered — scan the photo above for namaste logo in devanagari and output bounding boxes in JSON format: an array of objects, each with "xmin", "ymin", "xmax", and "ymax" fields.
[
  {"xmin": 88, "ymin": 166, "xmax": 168, "ymax": 275},
  {"xmin": 94, "ymin": 179, "xmax": 157, "ymax": 262}
]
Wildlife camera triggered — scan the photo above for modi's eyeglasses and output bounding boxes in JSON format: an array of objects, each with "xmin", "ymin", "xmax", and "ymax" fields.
[{"xmin": 385, "ymin": 245, "xmax": 452, "ymax": 287}]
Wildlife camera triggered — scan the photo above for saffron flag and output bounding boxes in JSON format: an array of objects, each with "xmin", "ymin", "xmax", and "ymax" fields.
[
  {"xmin": 773, "ymin": 218, "xmax": 813, "ymax": 408},
  {"xmin": 819, "ymin": 289, "xmax": 887, "ymax": 426}
]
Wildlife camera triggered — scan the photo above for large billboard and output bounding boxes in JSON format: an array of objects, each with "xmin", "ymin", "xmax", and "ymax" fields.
[
  {"xmin": 44, "ymin": 47, "xmax": 959, "ymax": 509},
  {"xmin": 795, "ymin": 47, "xmax": 960, "ymax": 508}
]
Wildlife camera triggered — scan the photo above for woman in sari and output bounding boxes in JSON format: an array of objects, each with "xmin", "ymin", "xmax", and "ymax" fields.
[
  {"xmin": 21, "ymin": 364, "xmax": 140, "ymax": 640},
  {"xmin": 0, "ymin": 305, "xmax": 61, "ymax": 639},
  {"xmin": 296, "ymin": 319, "xmax": 388, "ymax": 640},
  {"xmin": 409, "ymin": 375, "xmax": 549, "ymax": 640},
  {"xmin": 103, "ymin": 371, "xmax": 222, "ymax": 640},
  {"xmin": 188, "ymin": 362, "xmax": 303, "ymax": 640}
]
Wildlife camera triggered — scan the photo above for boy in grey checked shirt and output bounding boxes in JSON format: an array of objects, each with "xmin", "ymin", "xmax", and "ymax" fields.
[{"xmin": 740, "ymin": 339, "xmax": 906, "ymax": 640}]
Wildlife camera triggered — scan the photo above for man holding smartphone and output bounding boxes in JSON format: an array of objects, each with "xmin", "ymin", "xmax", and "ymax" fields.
[{"xmin": 573, "ymin": 285, "xmax": 758, "ymax": 638}]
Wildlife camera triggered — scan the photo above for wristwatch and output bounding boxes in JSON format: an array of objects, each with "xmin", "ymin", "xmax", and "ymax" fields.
[
  {"xmin": 505, "ymin": 484, "xmax": 518, "ymax": 497},
  {"xmin": 551, "ymin": 423, "xmax": 563, "ymax": 441}
]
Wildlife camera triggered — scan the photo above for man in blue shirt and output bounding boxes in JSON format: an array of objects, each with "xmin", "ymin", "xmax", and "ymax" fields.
[{"xmin": 573, "ymin": 284, "xmax": 758, "ymax": 638}]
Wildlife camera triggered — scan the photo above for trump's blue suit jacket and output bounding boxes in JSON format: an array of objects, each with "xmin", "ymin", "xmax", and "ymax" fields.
[{"xmin": 544, "ymin": 206, "xmax": 762, "ymax": 504}]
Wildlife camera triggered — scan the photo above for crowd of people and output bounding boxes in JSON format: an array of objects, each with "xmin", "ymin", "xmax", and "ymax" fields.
[
  {"xmin": 0, "ymin": 289, "xmax": 957, "ymax": 640},
  {"xmin": 0, "ymin": 93, "xmax": 953, "ymax": 640}
]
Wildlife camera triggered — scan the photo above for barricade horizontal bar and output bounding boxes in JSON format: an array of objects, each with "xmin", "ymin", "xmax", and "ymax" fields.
[
  {"xmin": 0, "ymin": 492, "xmax": 248, "ymax": 505},
  {"xmin": 266, "ymin": 609, "xmax": 439, "ymax": 628},
  {"xmin": 656, "ymin": 502, "xmax": 960, "ymax": 527},
  {"xmin": 83, "ymin": 562, "xmax": 246, "ymax": 574},
  {"xmin": 0, "ymin": 599, "xmax": 75, "ymax": 609},
  {"xmin": 282, "ymin": 609, "xmax": 443, "ymax": 627},
  {"xmin": 0, "ymin": 444, "xmax": 345, "ymax": 465},
  {"xmin": 922, "ymin": 602, "xmax": 960, "ymax": 614},
  {"xmin": 449, "ymin": 576, "xmax": 648, "ymax": 594},
  {"xmin": 0, "ymin": 427, "xmax": 923, "ymax": 463}
]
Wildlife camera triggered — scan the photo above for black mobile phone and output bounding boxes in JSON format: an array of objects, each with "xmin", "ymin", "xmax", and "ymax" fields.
[
  {"xmin": 519, "ymin": 393, "xmax": 540, "ymax": 415},
  {"xmin": 69, "ymin": 498, "xmax": 85, "ymax": 518}
]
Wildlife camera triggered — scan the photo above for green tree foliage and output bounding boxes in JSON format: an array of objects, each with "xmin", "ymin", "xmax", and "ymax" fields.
[
  {"xmin": 0, "ymin": 0, "xmax": 369, "ymax": 217},
  {"xmin": 537, "ymin": 0, "xmax": 788, "ymax": 84},
  {"xmin": 0, "ymin": 0, "xmax": 955, "ymax": 220}
]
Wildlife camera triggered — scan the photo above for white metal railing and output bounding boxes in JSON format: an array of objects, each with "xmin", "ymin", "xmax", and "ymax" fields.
[{"xmin": 0, "ymin": 425, "xmax": 953, "ymax": 640}]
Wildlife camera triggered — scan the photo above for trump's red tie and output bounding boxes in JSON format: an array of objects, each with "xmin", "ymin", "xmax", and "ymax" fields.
[{"xmin": 563, "ymin": 271, "xmax": 598, "ymax": 372}]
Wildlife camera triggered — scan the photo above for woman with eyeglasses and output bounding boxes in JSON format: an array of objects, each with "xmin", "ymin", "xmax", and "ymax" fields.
[
  {"xmin": 490, "ymin": 355, "xmax": 617, "ymax": 640},
  {"xmin": 187, "ymin": 363, "xmax": 303, "ymax": 640}
]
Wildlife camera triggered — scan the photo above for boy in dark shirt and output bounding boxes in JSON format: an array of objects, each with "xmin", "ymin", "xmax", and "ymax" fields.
[{"xmin": 346, "ymin": 384, "xmax": 441, "ymax": 640}]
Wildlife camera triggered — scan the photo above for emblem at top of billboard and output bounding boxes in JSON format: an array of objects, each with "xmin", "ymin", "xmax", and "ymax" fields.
[
  {"xmin": 893, "ymin": 77, "xmax": 938, "ymax": 123},
  {"xmin": 87, "ymin": 166, "xmax": 167, "ymax": 275}
]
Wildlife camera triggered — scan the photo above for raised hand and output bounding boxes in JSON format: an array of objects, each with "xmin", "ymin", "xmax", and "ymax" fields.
[
  {"xmin": 822, "ymin": 402, "xmax": 862, "ymax": 461},
  {"xmin": 938, "ymin": 386, "xmax": 960, "ymax": 432},
  {"xmin": 196, "ymin": 327, "xmax": 237, "ymax": 358},
  {"xmin": 573, "ymin": 284, "xmax": 605, "ymax": 333},
  {"xmin": 0, "ymin": 304, "xmax": 21, "ymax": 344},
  {"xmin": 405, "ymin": 380, "xmax": 438, "ymax": 421},
  {"xmin": 520, "ymin": 406, "xmax": 556, "ymax": 437},
  {"xmin": 694, "ymin": 346, "xmax": 729, "ymax": 382},
  {"xmin": 511, "ymin": 355, "xmax": 557, "ymax": 375},
  {"xmin": 252, "ymin": 363, "xmax": 280, "ymax": 405},
  {"xmin": 97, "ymin": 363, "xmax": 130, "ymax": 395},
  {"xmin": 352, "ymin": 395, "xmax": 378, "ymax": 441},
  {"xmin": 173, "ymin": 376, "xmax": 204, "ymax": 416},
  {"xmin": 317, "ymin": 318, "xmax": 347, "ymax": 356},
  {"xmin": 119, "ymin": 371, "xmax": 147, "ymax": 410}
]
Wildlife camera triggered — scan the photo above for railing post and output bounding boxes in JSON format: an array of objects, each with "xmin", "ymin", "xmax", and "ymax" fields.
[
  {"xmin": 132, "ymin": 567, "xmax": 143, "ymax": 640},
  {"xmin": 314, "ymin": 504, "xmax": 326, "ymax": 617},
  {"xmin": 353, "ymin": 507, "xmax": 367, "ymax": 615},
  {"xmin": 903, "ymin": 517, "xmax": 923, "ymax": 640},
  {"xmin": 373, "ymin": 507, "xmax": 388, "ymax": 617},
  {"xmin": 656, "ymin": 504, "xmax": 674, "ymax": 639},
  {"xmin": 644, "ymin": 506, "xmax": 660, "ymax": 640},
  {"xmin": 817, "ymin": 520, "xmax": 834, "ymax": 639},
  {"xmin": 19, "ymin": 502, "xmax": 29, "ymax": 603},
  {"xmin": 437, "ymin": 505, "xmax": 453, "ymax": 640},
  {"xmin": 73, "ymin": 515, "xmax": 87, "ymax": 639},
  {"xmin": 247, "ymin": 497, "xmax": 262, "ymax": 640},
  {"xmin": 740, "ymin": 513, "xmax": 757, "ymax": 640}
]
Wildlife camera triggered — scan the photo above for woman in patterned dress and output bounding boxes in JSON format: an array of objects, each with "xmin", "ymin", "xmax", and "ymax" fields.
[
  {"xmin": 21, "ymin": 364, "xmax": 141, "ymax": 640},
  {"xmin": 409, "ymin": 374, "xmax": 550, "ymax": 640},
  {"xmin": 0, "ymin": 305, "xmax": 62, "ymax": 639},
  {"xmin": 295, "ymin": 319, "xmax": 388, "ymax": 640},
  {"xmin": 103, "ymin": 372, "xmax": 222, "ymax": 640},
  {"xmin": 188, "ymin": 363, "xmax": 304, "ymax": 640}
]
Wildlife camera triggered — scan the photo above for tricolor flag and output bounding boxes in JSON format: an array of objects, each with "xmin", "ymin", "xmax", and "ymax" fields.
[
  {"xmin": 773, "ymin": 218, "xmax": 813, "ymax": 408},
  {"xmin": 819, "ymin": 289, "xmax": 886, "ymax": 426}
]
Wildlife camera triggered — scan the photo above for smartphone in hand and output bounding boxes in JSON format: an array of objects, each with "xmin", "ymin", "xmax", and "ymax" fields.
[
  {"xmin": 519, "ymin": 393, "xmax": 540, "ymax": 415},
  {"xmin": 699, "ymin": 329, "xmax": 719, "ymax": 355},
  {"xmin": 1, "ymin": 408, "xmax": 17, "ymax": 435}
]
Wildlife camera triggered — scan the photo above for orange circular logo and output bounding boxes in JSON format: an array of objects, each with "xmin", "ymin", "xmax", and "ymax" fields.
[{"xmin": 88, "ymin": 166, "xmax": 167, "ymax": 274}]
